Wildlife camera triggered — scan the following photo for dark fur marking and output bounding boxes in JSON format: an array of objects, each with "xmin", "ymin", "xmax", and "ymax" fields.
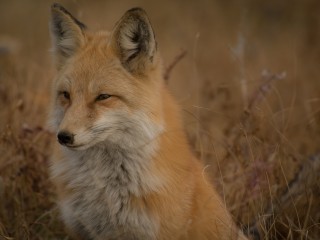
[
  {"xmin": 120, "ymin": 163, "xmax": 129, "ymax": 177},
  {"xmin": 52, "ymin": 3, "xmax": 86, "ymax": 30},
  {"xmin": 130, "ymin": 30, "xmax": 140, "ymax": 43},
  {"xmin": 126, "ymin": 7, "xmax": 145, "ymax": 14},
  {"xmin": 73, "ymin": 221, "xmax": 94, "ymax": 240}
]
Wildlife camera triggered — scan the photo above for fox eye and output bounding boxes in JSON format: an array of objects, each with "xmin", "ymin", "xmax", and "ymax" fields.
[
  {"xmin": 60, "ymin": 91, "xmax": 70, "ymax": 100},
  {"xmin": 96, "ymin": 94, "xmax": 111, "ymax": 101}
]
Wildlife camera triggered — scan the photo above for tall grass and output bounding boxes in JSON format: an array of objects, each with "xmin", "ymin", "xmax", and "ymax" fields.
[{"xmin": 0, "ymin": 1, "xmax": 319, "ymax": 239}]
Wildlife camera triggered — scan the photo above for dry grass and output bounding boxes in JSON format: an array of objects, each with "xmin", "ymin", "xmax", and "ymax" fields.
[{"xmin": 0, "ymin": 1, "xmax": 319, "ymax": 239}]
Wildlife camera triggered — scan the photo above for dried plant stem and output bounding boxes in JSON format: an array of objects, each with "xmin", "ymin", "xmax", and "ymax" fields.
[{"xmin": 163, "ymin": 50, "xmax": 187, "ymax": 82}]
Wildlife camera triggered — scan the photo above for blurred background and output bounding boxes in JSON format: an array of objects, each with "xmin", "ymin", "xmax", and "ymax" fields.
[{"xmin": 0, "ymin": 0, "xmax": 319, "ymax": 239}]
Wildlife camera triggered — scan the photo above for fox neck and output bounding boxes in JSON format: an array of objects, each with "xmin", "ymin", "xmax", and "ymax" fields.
[{"xmin": 63, "ymin": 139, "xmax": 163, "ymax": 192}]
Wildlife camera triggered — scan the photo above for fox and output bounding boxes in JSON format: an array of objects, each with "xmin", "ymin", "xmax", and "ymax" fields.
[{"xmin": 48, "ymin": 3, "xmax": 248, "ymax": 240}]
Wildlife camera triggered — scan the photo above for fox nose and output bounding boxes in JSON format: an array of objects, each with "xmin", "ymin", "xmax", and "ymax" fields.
[{"xmin": 57, "ymin": 131, "xmax": 74, "ymax": 145}]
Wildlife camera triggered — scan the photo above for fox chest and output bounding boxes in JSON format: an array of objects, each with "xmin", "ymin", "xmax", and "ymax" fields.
[
  {"xmin": 51, "ymin": 149, "xmax": 158, "ymax": 239},
  {"xmin": 60, "ymin": 192, "xmax": 156, "ymax": 240}
]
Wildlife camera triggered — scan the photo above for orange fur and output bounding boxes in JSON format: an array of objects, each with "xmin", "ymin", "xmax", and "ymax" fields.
[{"xmin": 49, "ymin": 4, "xmax": 248, "ymax": 240}]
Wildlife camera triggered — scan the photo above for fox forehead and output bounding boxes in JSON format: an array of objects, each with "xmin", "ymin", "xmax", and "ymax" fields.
[
  {"xmin": 56, "ymin": 64, "xmax": 134, "ymax": 97},
  {"xmin": 55, "ymin": 31, "xmax": 138, "ymax": 97}
]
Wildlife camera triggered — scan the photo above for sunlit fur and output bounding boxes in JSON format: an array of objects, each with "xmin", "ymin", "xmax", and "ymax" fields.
[{"xmin": 49, "ymin": 4, "xmax": 248, "ymax": 240}]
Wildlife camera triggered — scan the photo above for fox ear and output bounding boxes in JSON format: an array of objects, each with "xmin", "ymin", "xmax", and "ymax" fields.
[
  {"xmin": 50, "ymin": 3, "xmax": 86, "ymax": 69},
  {"xmin": 110, "ymin": 8, "xmax": 157, "ymax": 75}
]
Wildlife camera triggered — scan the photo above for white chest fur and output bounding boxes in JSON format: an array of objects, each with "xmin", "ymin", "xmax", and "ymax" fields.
[{"xmin": 51, "ymin": 143, "xmax": 163, "ymax": 239}]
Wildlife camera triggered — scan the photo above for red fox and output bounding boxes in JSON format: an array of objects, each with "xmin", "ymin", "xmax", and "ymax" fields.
[{"xmin": 49, "ymin": 3, "xmax": 248, "ymax": 240}]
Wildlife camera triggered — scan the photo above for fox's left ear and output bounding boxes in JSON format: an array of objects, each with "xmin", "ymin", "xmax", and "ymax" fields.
[
  {"xmin": 110, "ymin": 8, "xmax": 157, "ymax": 75},
  {"xmin": 50, "ymin": 3, "xmax": 86, "ymax": 69}
]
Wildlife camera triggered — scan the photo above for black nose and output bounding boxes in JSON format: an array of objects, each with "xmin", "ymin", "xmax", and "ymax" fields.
[{"xmin": 57, "ymin": 131, "xmax": 74, "ymax": 145}]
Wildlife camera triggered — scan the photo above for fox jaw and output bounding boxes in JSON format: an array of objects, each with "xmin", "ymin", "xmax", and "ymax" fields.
[{"xmin": 49, "ymin": 4, "xmax": 164, "ymax": 151}]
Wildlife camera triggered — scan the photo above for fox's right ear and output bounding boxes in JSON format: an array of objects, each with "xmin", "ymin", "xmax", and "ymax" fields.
[
  {"xmin": 110, "ymin": 8, "xmax": 157, "ymax": 76},
  {"xmin": 50, "ymin": 3, "xmax": 86, "ymax": 69}
]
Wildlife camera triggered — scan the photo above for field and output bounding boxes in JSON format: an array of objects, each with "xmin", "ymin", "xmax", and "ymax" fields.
[{"xmin": 0, "ymin": 0, "xmax": 319, "ymax": 239}]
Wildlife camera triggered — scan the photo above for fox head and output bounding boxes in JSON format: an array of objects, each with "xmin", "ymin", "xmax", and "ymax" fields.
[{"xmin": 49, "ymin": 4, "xmax": 164, "ymax": 150}]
